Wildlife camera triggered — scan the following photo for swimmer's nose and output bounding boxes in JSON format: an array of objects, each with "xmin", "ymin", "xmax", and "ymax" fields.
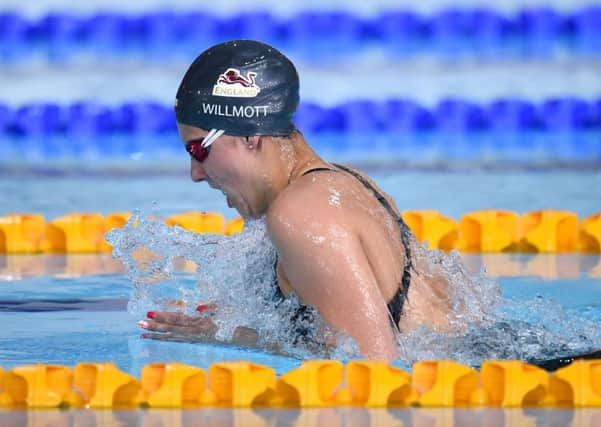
[{"xmin": 190, "ymin": 158, "xmax": 208, "ymax": 182}]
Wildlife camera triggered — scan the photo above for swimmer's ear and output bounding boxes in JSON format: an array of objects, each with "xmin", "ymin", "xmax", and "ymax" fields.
[{"xmin": 246, "ymin": 135, "xmax": 261, "ymax": 150}]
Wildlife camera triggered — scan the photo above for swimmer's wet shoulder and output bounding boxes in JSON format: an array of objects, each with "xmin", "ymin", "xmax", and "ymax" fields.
[
  {"xmin": 270, "ymin": 165, "xmax": 410, "ymax": 304},
  {"xmin": 266, "ymin": 165, "xmax": 408, "ymax": 360}
]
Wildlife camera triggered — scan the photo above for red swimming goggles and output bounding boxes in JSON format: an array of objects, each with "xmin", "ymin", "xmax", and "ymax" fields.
[{"xmin": 185, "ymin": 129, "xmax": 225, "ymax": 163}]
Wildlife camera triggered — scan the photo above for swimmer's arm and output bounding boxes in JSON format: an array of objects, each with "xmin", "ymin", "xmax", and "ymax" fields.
[
  {"xmin": 140, "ymin": 312, "xmax": 261, "ymax": 347},
  {"xmin": 267, "ymin": 200, "xmax": 399, "ymax": 361},
  {"xmin": 141, "ymin": 314, "xmax": 298, "ymax": 357}
]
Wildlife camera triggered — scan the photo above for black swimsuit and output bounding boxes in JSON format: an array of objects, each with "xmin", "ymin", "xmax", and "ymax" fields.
[{"xmin": 271, "ymin": 164, "xmax": 413, "ymax": 345}]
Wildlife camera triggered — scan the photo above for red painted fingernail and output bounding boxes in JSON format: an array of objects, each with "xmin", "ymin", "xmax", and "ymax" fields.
[
  {"xmin": 141, "ymin": 333, "xmax": 150, "ymax": 339},
  {"xmin": 147, "ymin": 311, "xmax": 156, "ymax": 319},
  {"xmin": 196, "ymin": 304, "xmax": 208, "ymax": 312}
]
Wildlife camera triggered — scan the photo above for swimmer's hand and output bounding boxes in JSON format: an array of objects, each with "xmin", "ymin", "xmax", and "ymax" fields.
[
  {"xmin": 138, "ymin": 309, "xmax": 259, "ymax": 347},
  {"xmin": 139, "ymin": 311, "xmax": 218, "ymax": 340}
]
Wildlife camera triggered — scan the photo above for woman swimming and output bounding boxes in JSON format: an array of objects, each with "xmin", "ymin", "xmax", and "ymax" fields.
[{"xmin": 138, "ymin": 40, "xmax": 600, "ymax": 367}]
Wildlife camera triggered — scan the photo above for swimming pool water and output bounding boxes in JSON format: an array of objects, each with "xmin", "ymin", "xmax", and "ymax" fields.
[
  {"xmin": 1, "ymin": 170, "xmax": 600, "ymax": 220},
  {"xmin": 0, "ymin": 270, "xmax": 301, "ymax": 375},
  {"xmin": 1, "ymin": 1, "xmax": 599, "ymax": 423},
  {"xmin": 1, "ymin": 170, "xmax": 600, "ymax": 373},
  {"xmin": 1, "ymin": 253, "xmax": 600, "ymax": 375},
  {"xmin": 1, "ymin": 407, "xmax": 600, "ymax": 427}
]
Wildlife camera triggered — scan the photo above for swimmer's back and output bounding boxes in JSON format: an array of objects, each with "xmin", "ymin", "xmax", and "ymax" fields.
[
  {"xmin": 270, "ymin": 163, "xmax": 451, "ymax": 332},
  {"xmin": 275, "ymin": 164, "xmax": 406, "ymax": 302}
]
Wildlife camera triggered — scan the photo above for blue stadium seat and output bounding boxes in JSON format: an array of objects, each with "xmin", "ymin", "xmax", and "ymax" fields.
[
  {"xmin": 66, "ymin": 102, "xmax": 114, "ymax": 136},
  {"xmin": 12, "ymin": 103, "xmax": 63, "ymax": 136},
  {"xmin": 539, "ymin": 98, "xmax": 592, "ymax": 130},
  {"xmin": 487, "ymin": 98, "xmax": 539, "ymax": 131},
  {"xmin": 0, "ymin": 13, "xmax": 33, "ymax": 63},
  {"xmin": 226, "ymin": 12, "xmax": 282, "ymax": 46},
  {"xmin": 571, "ymin": 6, "xmax": 601, "ymax": 55},
  {"xmin": 381, "ymin": 99, "xmax": 434, "ymax": 131},
  {"xmin": 516, "ymin": 8, "xmax": 564, "ymax": 57},
  {"xmin": 371, "ymin": 11, "xmax": 426, "ymax": 54},
  {"xmin": 434, "ymin": 99, "xmax": 489, "ymax": 131},
  {"xmin": 38, "ymin": 13, "xmax": 84, "ymax": 62},
  {"xmin": 337, "ymin": 100, "xmax": 381, "ymax": 132}
]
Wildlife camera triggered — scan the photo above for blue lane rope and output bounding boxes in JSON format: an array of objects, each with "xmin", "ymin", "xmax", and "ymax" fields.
[
  {"xmin": 1, "ymin": 98, "xmax": 600, "ymax": 136},
  {"xmin": 0, "ymin": 7, "xmax": 600, "ymax": 63}
]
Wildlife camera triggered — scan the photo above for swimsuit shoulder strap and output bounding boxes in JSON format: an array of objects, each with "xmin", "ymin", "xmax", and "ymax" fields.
[
  {"xmin": 332, "ymin": 163, "xmax": 413, "ymax": 326},
  {"xmin": 300, "ymin": 167, "xmax": 337, "ymax": 176}
]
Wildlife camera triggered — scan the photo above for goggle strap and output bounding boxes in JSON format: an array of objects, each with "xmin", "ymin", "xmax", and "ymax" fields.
[{"xmin": 202, "ymin": 129, "xmax": 225, "ymax": 148}]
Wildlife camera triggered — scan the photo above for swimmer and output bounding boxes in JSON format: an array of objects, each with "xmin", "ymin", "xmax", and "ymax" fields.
[
  {"xmin": 138, "ymin": 40, "xmax": 601, "ymax": 367},
  {"xmin": 138, "ymin": 39, "xmax": 454, "ymax": 361}
]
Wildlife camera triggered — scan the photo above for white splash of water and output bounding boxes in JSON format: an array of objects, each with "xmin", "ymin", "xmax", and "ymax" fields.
[
  {"xmin": 401, "ymin": 239, "xmax": 601, "ymax": 366},
  {"xmin": 107, "ymin": 210, "xmax": 601, "ymax": 365},
  {"xmin": 106, "ymin": 209, "xmax": 333, "ymax": 358}
]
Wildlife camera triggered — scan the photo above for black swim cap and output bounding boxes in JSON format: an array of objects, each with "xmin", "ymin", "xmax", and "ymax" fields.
[{"xmin": 175, "ymin": 40, "xmax": 299, "ymax": 136}]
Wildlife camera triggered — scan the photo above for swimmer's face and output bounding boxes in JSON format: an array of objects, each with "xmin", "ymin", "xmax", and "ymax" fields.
[{"xmin": 177, "ymin": 123, "xmax": 265, "ymax": 219}]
